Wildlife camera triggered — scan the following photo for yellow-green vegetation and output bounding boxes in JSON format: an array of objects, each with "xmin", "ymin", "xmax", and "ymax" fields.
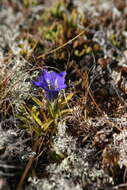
[
  {"xmin": 17, "ymin": 93, "xmax": 73, "ymax": 136},
  {"xmin": 110, "ymin": 33, "xmax": 125, "ymax": 47},
  {"xmin": 38, "ymin": 0, "xmax": 101, "ymax": 57},
  {"xmin": 22, "ymin": 0, "xmax": 38, "ymax": 8}
]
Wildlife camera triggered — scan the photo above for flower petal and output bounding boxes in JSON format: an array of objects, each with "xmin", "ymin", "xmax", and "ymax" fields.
[
  {"xmin": 33, "ymin": 72, "xmax": 48, "ymax": 90},
  {"xmin": 44, "ymin": 71, "xmax": 57, "ymax": 88},
  {"xmin": 32, "ymin": 70, "xmax": 67, "ymax": 101},
  {"xmin": 55, "ymin": 71, "xmax": 67, "ymax": 90}
]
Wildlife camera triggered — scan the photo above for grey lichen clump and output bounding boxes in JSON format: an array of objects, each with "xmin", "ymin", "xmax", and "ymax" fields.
[
  {"xmin": 0, "ymin": 3, "xmax": 34, "ymax": 107},
  {"xmin": 8, "ymin": 56, "xmax": 34, "ymax": 108},
  {"xmin": 28, "ymin": 123, "xmax": 112, "ymax": 190},
  {"xmin": 0, "ymin": 125, "xmax": 24, "ymax": 168},
  {"xmin": 113, "ymin": 130, "xmax": 127, "ymax": 168},
  {"xmin": 0, "ymin": 123, "xmax": 32, "ymax": 159}
]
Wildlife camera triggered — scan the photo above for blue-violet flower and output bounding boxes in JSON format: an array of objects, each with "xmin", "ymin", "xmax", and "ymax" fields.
[{"xmin": 33, "ymin": 70, "xmax": 67, "ymax": 101}]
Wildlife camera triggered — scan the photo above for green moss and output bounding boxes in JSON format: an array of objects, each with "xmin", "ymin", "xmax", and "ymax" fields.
[
  {"xmin": 22, "ymin": 0, "xmax": 38, "ymax": 8},
  {"xmin": 110, "ymin": 33, "xmax": 125, "ymax": 48},
  {"xmin": 38, "ymin": 0, "xmax": 101, "ymax": 58}
]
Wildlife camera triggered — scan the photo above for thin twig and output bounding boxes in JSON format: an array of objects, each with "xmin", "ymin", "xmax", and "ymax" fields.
[
  {"xmin": 16, "ymin": 138, "xmax": 39, "ymax": 190},
  {"xmin": 37, "ymin": 30, "xmax": 85, "ymax": 59}
]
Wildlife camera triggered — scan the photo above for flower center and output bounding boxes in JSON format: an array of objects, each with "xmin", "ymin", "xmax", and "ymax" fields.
[
  {"xmin": 47, "ymin": 79, "xmax": 58, "ymax": 90},
  {"xmin": 54, "ymin": 79, "xmax": 58, "ymax": 89},
  {"xmin": 47, "ymin": 79, "xmax": 51, "ymax": 89}
]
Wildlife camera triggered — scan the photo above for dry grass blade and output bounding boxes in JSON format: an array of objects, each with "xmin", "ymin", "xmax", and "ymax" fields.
[{"xmin": 37, "ymin": 30, "xmax": 85, "ymax": 58}]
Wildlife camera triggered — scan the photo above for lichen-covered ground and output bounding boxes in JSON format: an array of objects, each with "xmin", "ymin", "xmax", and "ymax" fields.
[{"xmin": 0, "ymin": 0, "xmax": 127, "ymax": 190}]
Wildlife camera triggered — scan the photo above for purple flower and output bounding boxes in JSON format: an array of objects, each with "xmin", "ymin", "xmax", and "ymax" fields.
[{"xmin": 33, "ymin": 70, "xmax": 67, "ymax": 101}]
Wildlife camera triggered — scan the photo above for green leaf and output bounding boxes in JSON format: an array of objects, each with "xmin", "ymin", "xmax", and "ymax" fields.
[
  {"xmin": 59, "ymin": 93, "xmax": 74, "ymax": 107},
  {"xmin": 30, "ymin": 125, "xmax": 42, "ymax": 136},
  {"xmin": 32, "ymin": 97, "xmax": 44, "ymax": 108},
  {"xmin": 59, "ymin": 108, "xmax": 73, "ymax": 116},
  {"xmin": 31, "ymin": 112, "xmax": 43, "ymax": 127},
  {"xmin": 43, "ymin": 118, "xmax": 54, "ymax": 131}
]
